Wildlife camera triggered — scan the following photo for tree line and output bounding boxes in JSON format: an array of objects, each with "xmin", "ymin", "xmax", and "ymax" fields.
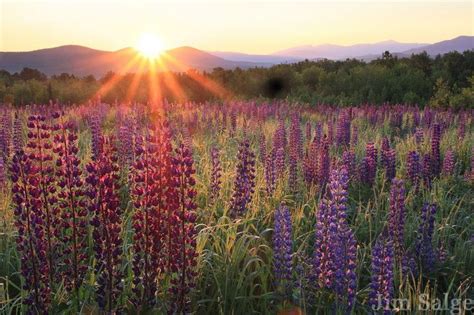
[{"xmin": 0, "ymin": 50, "xmax": 473, "ymax": 108}]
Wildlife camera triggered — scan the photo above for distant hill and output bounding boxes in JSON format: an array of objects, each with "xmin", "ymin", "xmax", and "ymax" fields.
[
  {"xmin": 0, "ymin": 45, "xmax": 264, "ymax": 77},
  {"xmin": 401, "ymin": 36, "xmax": 473, "ymax": 56},
  {"xmin": 208, "ymin": 51, "xmax": 300, "ymax": 64},
  {"xmin": 271, "ymin": 40, "xmax": 428, "ymax": 60},
  {"xmin": 1, "ymin": 36, "xmax": 472, "ymax": 77}
]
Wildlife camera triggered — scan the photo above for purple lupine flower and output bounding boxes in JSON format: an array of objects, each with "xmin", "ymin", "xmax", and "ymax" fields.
[
  {"xmin": 86, "ymin": 139, "xmax": 123, "ymax": 312},
  {"xmin": 336, "ymin": 110, "xmax": 351, "ymax": 147},
  {"xmin": 416, "ymin": 203, "xmax": 437, "ymax": 272},
  {"xmin": 383, "ymin": 148, "xmax": 396, "ymax": 181},
  {"xmin": 314, "ymin": 166, "xmax": 357, "ymax": 309},
  {"xmin": 422, "ymin": 154, "xmax": 432, "ymax": 188},
  {"xmin": 258, "ymin": 133, "xmax": 266, "ymax": 163},
  {"xmin": 288, "ymin": 154, "xmax": 298, "ymax": 192},
  {"xmin": 431, "ymin": 123, "xmax": 441, "ymax": 177},
  {"xmin": 265, "ymin": 148, "xmax": 276, "ymax": 195},
  {"xmin": 369, "ymin": 234, "xmax": 394, "ymax": 315},
  {"xmin": 317, "ymin": 135, "xmax": 330, "ymax": 188},
  {"xmin": 457, "ymin": 115, "xmax": 465, "ymax": 140},
  {"xmin": 360, "ymin": 142, "xmax": 377, "ymax": 186},
  {"xmin": 273, "ymin": 204, "xmax": 293, "ymax": 299},
  {"xmin": 380, "ymin": 137, "xmax": 390, "ymax": 166},
  {"xmin": 210, "ymin": 146, "xmax": 222, "ymax": 203},
  {"xmin": 230, "ymin": 110, "xmax": 237, "ymax": 137},
  {"xmin": 342, "ymin": 149, "xmax": 356, "ymax": 181},
  {"xmin": 407, "ymin": 151, "xmax": 421, "ymax": 191},
  {"xmin": 275, "ymin": 146, "xmax": 286, "ymax": 178},
  {"xmin": 388, "ymin": 178, "xmax": 406, "ymax": 262},
  {"xmin": 52, "ymin": 114, "xmax": 88, "ymax": 302},
  {"xmin": 229, "ymin": 138, "xmax": 256, "ymax": 217},
  {"xmin": 442, "ymin": 150, "xmax": 455, "ymax": 176},
  {"xmin": 313, "ymin": 198, "xmax": 338, "ymax": 289},
  {"xmin": 13, "ymin": 112, "xmax": 24, "ymax": 153},
  {"xmin": 10, "ymin": 150, "xmax": 52, "ymax": 313},
  {"xmin": 168, "ymin": 143, "xmax": 198, "ymax": 314}
]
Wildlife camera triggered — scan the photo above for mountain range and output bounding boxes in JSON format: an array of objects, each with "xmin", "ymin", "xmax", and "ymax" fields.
[{"xmin": 0, "ymin": 35, "xmax": 472, "ymax": 77}]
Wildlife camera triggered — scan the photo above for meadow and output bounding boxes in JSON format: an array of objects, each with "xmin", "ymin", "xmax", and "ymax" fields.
[{"xmin": 0, "ymin": 101, "xmax": 473, "ymax": 314}]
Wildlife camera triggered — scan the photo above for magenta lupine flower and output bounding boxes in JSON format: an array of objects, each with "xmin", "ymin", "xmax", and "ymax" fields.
[
  {"xmin": 407, "ymin": 151, "xmax": 421, "ymax": 191},
  {"xmin": 388, "ymin": 178, "xmax": 406, "ymax": 262},
  {"xmin": 52, "ymin": 114, "xmax": 88, "ymax": 300},
  {"xmin": 25, "ymin": 115, "xmax": 59, "ymax": 286},
  {"xmin": 86, "ymin": 139, "xmax": 123, "ymax": 312},
  {"xmin": 10, "ymin": 150, "xmax": 52, "ymax": 313},
  {"xmin": 289, "ymin": 114, "xmax": 303, "ymax": 160},
  {"xmin": 13, "ymin": 112, "xmax": 25, "ymax": 153},
  {"xmin": 422, "ymin": 154, "xmax": 432, "ymax": 188},
  {"xmin": 169, "ymin": 143, "xmax": 198, "ymax": 314},
  {"xmin": 327, "ymin": 120, "xmax": 334, "ymax": 145},
  {"xmin": 229, "ymin": 139, "xmax": 256, "ymax": 217},
  {"xmin": 0, "ymin": 155, "xmax": 5, "ymax": 188},
  {"xmin": 303, "ymin": 140, "xmax": 318, "ymax": 185},
  {"xmin": 305, "ymin": 121, "xmax": 312, "ymax": 142},
  {"xmin": 0, "ymin": 110, "xmax": 12, "ymax": 161},
  {"xmin": 265, "ymin": 148, "xmax": 276, "ymax": 195},
  {"xmin": 360, "ymin": 142, "xmax": 377, "ymax": 186},
  {"xmin": 210, "ymin": 146, "xmax": 222, "ymax": 203},
  {"xmin": 117, "ymin": 115, "xmax": 136, "ymax": 167},
  {"xmin": 314, "ymin": 122, "xmax": 322, "ymax": 147},
  {"xmin": 431, "ymin": 123, "xmax": 441, "ymax": 177},
  {"xmin": 416, "ymin": 203, "xmax": 437, "ymax": 272},
  {"xmin": 336, "ymin": 110, "xmax": 351, "ymax": 147},
  {"xmin": 130, "ymin": 127, "xmax": 170, "ymax": 309},
  {"xmin": 442, "ymin": 150, "xmax": 455, "ymax": 176},
  {"xmin": 317, "ymin": 135, "xmax": 330, "ymax": 188},
  {"xmin": 369, "ymin": 233, "xmax": 394, "ymax": 315},
  {"xmin": 273, "ymin": 119, "xmax": 287, "ymax": 153},
  {"xmin": 273, "ymin": 204, "xmax": 293, "ymax": 300},
  {"xmin": 89, "ymin": 113, "xmax": 103, "ymax": 160}
]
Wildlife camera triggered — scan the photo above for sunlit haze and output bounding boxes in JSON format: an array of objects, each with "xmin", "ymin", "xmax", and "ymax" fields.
[{"xmin": 1, "ymin": 0, "xmax": 472, "ymax": 53}]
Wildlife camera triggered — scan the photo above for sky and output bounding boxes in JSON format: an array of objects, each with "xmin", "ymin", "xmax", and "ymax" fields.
[{"xmin": 1, "ymin": 0, "xmax": 473, "ymax": 54}]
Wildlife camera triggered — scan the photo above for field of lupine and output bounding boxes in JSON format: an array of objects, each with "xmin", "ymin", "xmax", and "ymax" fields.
[{"xmin": 0, "ymin": 101, "xmax": 473, "ymax": 314}]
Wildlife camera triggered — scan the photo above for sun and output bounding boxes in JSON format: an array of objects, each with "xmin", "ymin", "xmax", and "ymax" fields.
[{"xmin": 136, "ymin": 33, "xmax": 165, "ymax": 59}]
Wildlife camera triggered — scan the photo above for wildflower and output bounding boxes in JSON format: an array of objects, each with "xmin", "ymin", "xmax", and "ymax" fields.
[
  {"xmin": 273, "ymin": 204, "xmax": 293, "ymax": 300},
  {"xmin": 229, "ymin": 139, "xmax": 256, "ymax": 217}
]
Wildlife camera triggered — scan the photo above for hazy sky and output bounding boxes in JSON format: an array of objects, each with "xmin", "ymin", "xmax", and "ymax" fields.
[{"xmin": 1, "ymin": 0, "xmax": 473, "ymax": 53}]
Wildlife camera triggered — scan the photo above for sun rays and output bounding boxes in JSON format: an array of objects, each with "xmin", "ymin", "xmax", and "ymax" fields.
[{"xmin": 93, "ymin": 35, "xmax": 232, "ymax": 110}]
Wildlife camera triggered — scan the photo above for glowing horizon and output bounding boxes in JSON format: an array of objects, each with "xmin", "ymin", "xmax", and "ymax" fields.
[{"xmin": 1, "ymin": 0, "xmax": 472, "ymax": 54}]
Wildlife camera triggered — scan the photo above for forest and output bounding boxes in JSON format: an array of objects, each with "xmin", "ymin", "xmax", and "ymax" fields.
[{"xmin": 0, "ymin": 50, "xmax": 473, "ymax": 108}]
